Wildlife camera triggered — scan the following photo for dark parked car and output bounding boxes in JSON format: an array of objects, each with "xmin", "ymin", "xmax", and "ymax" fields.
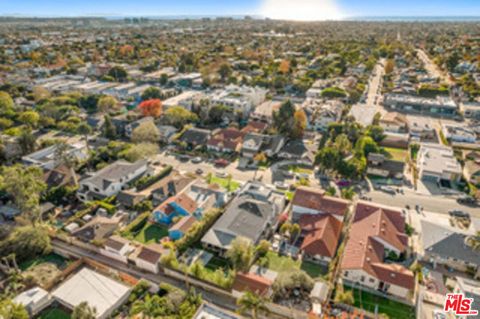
[{"xmin": 449, "ymin": 210, "xmax": 470, "ymax": 219}]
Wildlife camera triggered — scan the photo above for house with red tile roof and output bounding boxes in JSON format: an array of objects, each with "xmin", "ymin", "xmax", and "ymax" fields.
[
  {"xmin": 291, "ymin": 186, "xmax": 350, "ymax": 221},
  {"xmin": 207, "ymin": 128, "xmax": 246, "ymax": 153},
  {"xmin": 152, "ymin": 192, "xmax": 199, "ymax": 225},
  {"xmin": 232, "ymin": 272, "xmax": 274, "ymax": 298},
  {"xmin": 298, "ymin": 214, "xmax": 343, "ymax": 264},
  {"xmin": 340, "ymin": 202, "xmax": 415, "ymax": 299}
]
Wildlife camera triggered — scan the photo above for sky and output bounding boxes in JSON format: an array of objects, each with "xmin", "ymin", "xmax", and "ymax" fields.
[{"xmin": 1, "ymin": 0, "xmax": 480, "ymax": 19}]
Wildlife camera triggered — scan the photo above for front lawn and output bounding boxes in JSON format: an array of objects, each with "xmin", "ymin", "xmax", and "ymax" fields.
[
  {"xmin": 343, "ymin": 285, "xmax": 415, "ymax": 319},
  {"xmin": 207, "ymin": 175, "xmax": 241, "ymax": 192},
  {"xmin": 134, "ymin": 222, "xmax": 169, "ymax": 244},
  {"xmin": 300, "ymin": 261, "xmax": 328, "ymax": 279},
  {"xmin": 383, "ymin": 147, "xmax": 408, "ymax": 162}
]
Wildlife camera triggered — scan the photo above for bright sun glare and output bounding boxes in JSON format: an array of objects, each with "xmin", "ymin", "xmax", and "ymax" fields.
[{"xmin": 260, "ymin": 0, "xmax": 344, "ymax": 21}]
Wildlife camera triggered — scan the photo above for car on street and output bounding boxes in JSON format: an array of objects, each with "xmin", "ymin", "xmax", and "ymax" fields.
[
  {"xmin": 214, "ymin": 159, "xmax": 229, "ymax": 167},
  {"xmin": 449, "ymin": 210, "xmax": 470, "ymax": 219},
  {"xmin": 195, "ymin": 168, "xmax": 203, "ymax": 175},
  {"xmin": 274, "ymin": 182, "xmax": 289, "ymax": 190},
  {"xmin": 191, "ymin": 157, "xmax": 202, "ymax": 163},
  {"xmin": 179, "ymin": 154, "xmax": 190, "ymax": 162},
  {"xmin": 216, "ymin": 171, "xmax": 229, "ymax": 178},
  {"xmin": 379, "ymin": 186, "xmax": 396, "ymax": 195}
]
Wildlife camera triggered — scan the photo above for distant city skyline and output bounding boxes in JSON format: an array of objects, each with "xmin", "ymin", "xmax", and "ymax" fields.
[{"xmin": 2, "ymin": 0, "xmax": 480, "ymax": 20}]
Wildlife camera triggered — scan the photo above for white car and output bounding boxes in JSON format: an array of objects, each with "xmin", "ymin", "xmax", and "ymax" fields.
[
  {"xmin": 191, "ymin": 157, "xmax": 202, "ymax": 164},
  {"xmin": 215, "ymin": 171, "xmax": 229, "ymax": 178}
]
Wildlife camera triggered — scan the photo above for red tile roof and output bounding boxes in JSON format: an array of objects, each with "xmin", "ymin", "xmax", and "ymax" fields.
[
  {"xmin": 170, "ymin": 215, "xmax": 197, "ymax": 233},
  {"xmin": 241, "ymin": 121, "xmax": 268, "ymax": 133},
  {"xmin": 299, "ymin": 214, "xmax": 343, "ymax": 258},
  {"xmin": 155, "ymin": 193, "xmax": 198, "ymax": 216},
  {"xmin": 341, "ymin": 202, "xmax": 414, "ymax": 290},
  {"xmin": 207, "ymin": 128, "xmax": 245, "ymax": 152},
  {"xmin": 292, "ymin": 187, "xmax": 349, "ymax": 217},
  {"xmin": 232, "ymin": 272, "xmax": 273, "ymax": 296}
]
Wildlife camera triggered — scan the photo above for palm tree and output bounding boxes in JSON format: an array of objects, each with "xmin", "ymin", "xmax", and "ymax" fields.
[
  {"xmin": 237, "ymin": 291, "xmax": 270, "ymax": 319},
  {"xmin": 71, "ymin": 301, "xmax": 97, "ymax": 319},
  {"xmin": 130, "ymin": 294, "xmax": 163, "ymax": 319},
  {"xmin": 466, "ymin": 232, "xmax": 480, "ymax": 251}
]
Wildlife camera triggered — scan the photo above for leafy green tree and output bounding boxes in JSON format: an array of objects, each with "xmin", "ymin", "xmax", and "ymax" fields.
[
  {"xmin": 334, "ymin": 134, "xmax": 352, "ymax": 155},
  {"xmin": 219, "ymin": 63, "xmax": 232, "ymax": 82},
  {"xmin": 0, "ymin": 298, "xmax": 29, "ymax": 319},
  {"xmin": 0, "ymin": 165, "xmax": 46, "ymax": 224},
  {"xmin": 0, "ymin": 225, "xmax": 51, "ymax": 262},
  {"xmin": 108, "ymin": 66, "xmax": 128, "ymax": 82},
  {"xmin": 367, "ymin": 125, "xmax": 385, "ymax": 143},
  {"xmin": 121, "ymin": 143, "xmax": 159, "ymax": 162},
  {"xmin": 273, "ymin": 99, "xmax": 295, "ymax": 135},
  {"xmin": 141, "ymin": 87, "xmax": 161, "ymax": 100},
  {"xmin": 54, "ymin": 142, "xmax": 79, "ymax": 186},
  {"xmin": 72, "ymin": 301, "xmax": 97, "ymax": 319},
  {"xmin": 77, "ymin": 122, "xmax": 92, "ymax": 153},
  {"xmin": 132, "ymin": 121, "xmax": 160, "ymax": 144},
  {"xmin": 164, "ymin": 106, "xmax": 198, "ymax": 129},
  {"xmin": 97, "ymin": 96, "xmax": 119, "ymax": 114},
  {"xmin": 226, "ymin": 237, "xmax": 255, "ymax": 272},
  {"xmin": 18, "ymin": 111, "xmax": 40, "ymax": 128},
  {"xmin": 103, "ymin": 115, "xmax": 117, "ymax": 139},
  {"xmin": 0, "ymin": 91, "xmax": 14, "ymax": 113},
  {"xmin": 208, "ymin": 104, "xmax": 231, "ymax": 124},
  {"xmin": 292, "ymin": 109, "xmax": 307, "ymax": 138},
  {"xmin": 315, "ymin": 147, "xmax": 341, "ymax": 172},
  {"xmin": 18, "ymin": 129, "xmax": 36, "ymax": 155},
  {"xmin": 237, "ymin": 291, "xmax": 270, "ymax": 319},
  {"xmin": 255, "ymin": 240, "xmax": 271, "ymax": 257}
]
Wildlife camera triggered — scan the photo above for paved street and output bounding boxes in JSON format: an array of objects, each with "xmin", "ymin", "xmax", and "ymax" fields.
[
  {"xmin": 366, "ymin": 58, "xmax": 386, "ymax": 111},
  {"xmin": 367, "ymin": 188, "xmax": 480, "ymax": 217},
  {"xmin": 416, "ymin": 49, "xmax": 454, "ymax": 86}
]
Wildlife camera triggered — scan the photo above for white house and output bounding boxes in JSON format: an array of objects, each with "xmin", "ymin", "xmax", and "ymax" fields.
[
  {"xmin": 417, "ymin": 143, "xmax": 462, "ymax": 183},
  {"xmin": 100, "ymin": 235, "xmax": 134, "ymax": 263},
  {"xmin": 441, "ymin": 124, "xmax": 477, "ymax": 144},
  {"xmin": 14, "ymin": 287, "xmax": 51, "ymax": 316},
  {"xmin": 77, "ymin": 160, "xmax": 149, "ymax": 202},
  {"xmin": 162, "ymin": 91, "xmax": 206, "ymax": 111},
  {"xmin": 209, "ymin": 85, "xmax": 267, "ymax": 119},
  {"xmin": 22, "ymin": 141, "xmax": 88, "ymax": 170}
]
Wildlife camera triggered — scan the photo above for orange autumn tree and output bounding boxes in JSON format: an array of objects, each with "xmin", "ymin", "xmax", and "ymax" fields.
[{"xmin": 138, "ymin": 99, "xmax": 163, "ymax": 118}]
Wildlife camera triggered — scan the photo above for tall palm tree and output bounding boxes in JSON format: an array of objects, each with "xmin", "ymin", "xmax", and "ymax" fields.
[{"xmin": 237, "ymin": 291, "xmax": 270, "ymax": 319}]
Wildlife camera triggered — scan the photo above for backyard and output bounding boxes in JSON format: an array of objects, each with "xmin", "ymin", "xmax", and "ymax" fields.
[
  {"xmin": 343, "ymin": 285, "xmax": 415, "ymax": 319},
  {"xmin": 134, "ymin": 222, "xmax": 169, "ymax": 244},
  {"xmin": 38, "ymin": 307, "xmax": 71, "ymax": 319},
  {"xmin": 20, "ymin": 253, "xmax": 68, "ymax": 288},
  {"xmin": 383, "ymin": 147, "xmax": 408, "ymax": 162},
  {"xmin": 265, "ymin": 252, "xmax": 327, "ymax": 279}
]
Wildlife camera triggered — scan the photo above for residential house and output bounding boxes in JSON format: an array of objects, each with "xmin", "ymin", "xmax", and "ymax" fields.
[
  {"xmin": 72, "ymin": 215, "xmax": 124, "ymax": 243},
  {"xmin": 179, "ymin": 127, "xmax": 212, "ymax": 150},
  {"xmin": 340, "ymin": 202, "xmax": 415, "ymax": 299},
  {"xmin": 100, "ymin": 235, "xmax": 134, "ymax": 263},
  {"xmin": 464, "ymin": 160, "xmax": 480, "ymax": 185},
  {"xmin": 291, "ymin": 186, "xmax": 350, "ymax": 221},
  {"xmin": 232, "ymin": 272, "xmax": 274, "ymax": 298},
  {"xmin": 209, "ymin": 85, "xmax": 267, "ymax": 119},
  {"xmin": 162, "ymin": 91, "xmax": 206, "ymax": 112},
  {"xmin": 43, "ymin": 165, "xmax": 78, "ymax": 189},
  {"xmin": 417, "ymin": 143, "xmax": 462, "ymax": 183},
  {"xmin": 152, "ymin": 193, "xmax": 199, "ymax": 225},
  {"xmin": 420, "ymin": 220, "xmax": 480, "ymax": 273},
  {"xmin": 13, "ymin": 287, "xmax": 51, "ymax": 316},
  {"xmin": 207, "ymin": 128, "xmax": 245, "ymax": 153},
  {"xmin": 463, "ymin": 102, "xmax": 480, "ymax": 120},
  {"xmin": 241, "ymin": 120, "xmax": 269, "ymax": 134},
  {"xmin": 349, "ymin": 104, "xmax": 377, "ymax": 127},
  {"xmin": 22, "ymin": 141, "xmax": 88, "ymax": 170},
  {"xmin": 298, "ymin": 214, "xmax": 343, "ymax": 264},
  {"xmin": 201, "ymin": 182, "xmax": 285, "ymax": 254},
  {"xmin": 367, "ymin": 153, "xmax": 405, "ymax": 180},
  {"xmin": 383, "ymin": 94, "xmax": 458, "ymax": 117},
  {"xmin": 303, "ymin": 99, "xmax": 343, "ymax": 132},
  {"xmin": 278, "ymin": 139, "xmax": 317, "ymax": 166},
  {"xmin": 379, "ymin": 112, "xmax": 409, "ymax": 133},
  {"xmin": 441, "ymin": 124, "xmax": 478, "ymax": 144},
  {"xmin": 150, "ymin": 172, "xmax": 194, "ymax": 206},
  {"xmin": 157, "ymin": 125, "xmax": 178, "ymax": 144},
  {"xmin": 135, "ymin": 245, "xmax": 165, "ymax": 274},
  {"xmin": 77, "ymin": 160, "xmax": 149, "ymax": 202},
  {"xmin": 407, "ymin": 116, "xmax": 436, "ymax": 141},
  {"xmin": 250, "ymin": 100, "xmax": 281, "ymax": 124}
]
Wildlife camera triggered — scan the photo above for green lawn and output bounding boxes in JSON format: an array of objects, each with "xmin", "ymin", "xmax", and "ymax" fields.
[
  {"xmin": 288, "ymin": 165, "xmax": 314, "ymax": 175},
  {"xmin": 383, "ymin": 147, "xmax": 408, "ymax": 161},
  {"xmin": 208, "ymin": 176, "xmax": 241, "ymax": 192},
  {"xmin": 264, "ymin": 252, "xmax": 327, "ymax": 279},
  {"xmin": 344, "ymin": 285, "xmax": 415, "ymax": 319},
  {"xmin": 38, "ymin": 308, "xmax": 71, "ymax": 319},
  {"xmin": 205, "ymin": 255, "xmax": 229, "ymax": 271},
  {"xmin": 134, "ymin": 222, "xmax": 169, "ymax": 244},
  {"xmin": 19, "ymin": 253, "xmax": 66, "ymax": 271}
]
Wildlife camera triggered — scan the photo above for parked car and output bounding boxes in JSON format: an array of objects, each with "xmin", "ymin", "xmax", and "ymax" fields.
[
  {"xmin": 195, "ymin": 168, "xmax": 203, "ymax": 175},
  {"xmin": 216, "ymin": 171, "xmax": 229, "ymax": 178},
  {"xmin": 192, "ymin": 157, "xmax": 202, "ymax": 164},
  {"xmin": 379, "ymin": 186, "xmax": 396, "ymax": 195},
  {"xmin": 179, "ymin": 154, "xmax": 190, "ymax": 162},
  {"xmin": 457, "ymin": 196, "xmax": 478, "ymax": 206},
  {"xmin": 449, "ymin": 210, "xmax": 470, "ymax": 219},
  {"xmin": 214, "ymin": 159, "xmax": 229, "ymax": 167},
  {"xmin": 274, "ymin": 182, "xmax": 289, "ymax": 190}
]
